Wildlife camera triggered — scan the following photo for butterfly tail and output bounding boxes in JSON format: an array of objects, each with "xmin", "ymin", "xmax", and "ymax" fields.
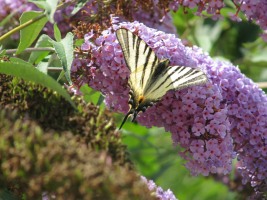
[{"xmin": 119, "ymin": 110, "xmax": 133, "ymax": 130}]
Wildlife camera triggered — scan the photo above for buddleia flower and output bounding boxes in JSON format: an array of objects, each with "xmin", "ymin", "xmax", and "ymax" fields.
[
  {"xmin": 141, "ymin": 176, "xmax": 178, "ymax": 200},
  {"xmin": 72, "ymin": 21, "xmax": 267, "ymax": 197}
]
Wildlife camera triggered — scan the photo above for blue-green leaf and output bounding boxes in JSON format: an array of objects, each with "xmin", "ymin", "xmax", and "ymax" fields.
[{"xmin": 50, "ymin": 32, "xmax": 74, "ymax": 84}]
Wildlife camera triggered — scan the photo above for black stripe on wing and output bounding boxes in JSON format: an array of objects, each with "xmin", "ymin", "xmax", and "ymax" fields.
[
  {"xmin": 169, "ymin": 67, "xmax": 207, "ymax": 90},
  {"xmin": 144, "ymin": 59, "xmax": 169, "ymax": 94},
  {"xmin": 145, "ymin": 64, "xmax": 207, "ymax": 95},
  {"xmin": 166, "ymin": 68, "xmax": 204, "ymax": 89},
  {"xmin": 116, "ymin": 28, "xmax": 160, "ymax": 90},
  {"xmin": 134, "ymin": 34, "xmax": 140, "ymax": 72},
  {"xmin": 141, "ymin": 48, "xmax": 153, "ymax": 87}
]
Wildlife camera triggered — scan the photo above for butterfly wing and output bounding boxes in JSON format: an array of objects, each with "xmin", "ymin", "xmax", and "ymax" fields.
[
  {"xmin": 116, "ymin": 28, "xmax": 208, "ymax": 129},
  {"xmin": 144, "ymin": 63, "xmax": 207, "ymax": 101},
  {"xmin": 116, "ymin": 28, "xmax": 160, "ymax": 95}
]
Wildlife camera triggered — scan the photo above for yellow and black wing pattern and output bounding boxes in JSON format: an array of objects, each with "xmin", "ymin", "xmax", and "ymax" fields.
[{"xmin": 116, "ymin": 28, "xmax": 207, "ymax": 129}]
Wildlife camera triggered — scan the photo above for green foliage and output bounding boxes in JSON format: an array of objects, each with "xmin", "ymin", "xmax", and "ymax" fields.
[
  {"xmin": 0, "ymin": 189, "xmax": 18, "ymax": 200},
  {"xmin": 17, "ymin": 11, "xmax": 48, "ymax": 54},
  {"xmin": 29, "ymin": 0, "xmax": 59, "ymax": 23},
  {"xmin": 28, "ymin": 34, "xmax": 54, "ymax": 64},
  {"xmin": 54, "ymin": 23, "xmax": 62, "ymax": 42},
  {"xmin": 50, "ymin": 32, "xmax": 74, "ymax": 84},
  {"xmin": 0, "ymin": 60, "xmax": 75, "ymax": 108},
  {"xmin": 239, "ymin": 38, "xmax": 267, "ymax": 83},
  {"xmin": 71, "ymin": 0, "xmax": 91, "ymax": 15},
  {"xmin": 121, "ymin": 127, "xmax": 237, "ymax": 200},
  {"xmin": 0, "ymin": 109, "xmax": 152, "ymax": 199},
  {"xmin": 0, "ymin": 12, "xmax": 16, "ymax": 27},
  {"xmin": 79, "ymin": 84, "xmax": 104, "ymax": 106},
  {"xmin": 0, "ymin": 75, "xmax": 158, "ymax": 200}
]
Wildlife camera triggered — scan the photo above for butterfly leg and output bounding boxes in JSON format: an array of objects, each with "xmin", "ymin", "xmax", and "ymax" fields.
[{"xmin": 119, "ymin": 109, "xmax": 134, "ymax": 130}]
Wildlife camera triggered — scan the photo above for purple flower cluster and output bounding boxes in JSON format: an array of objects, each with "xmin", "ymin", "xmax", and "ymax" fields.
[
  {"xmin": 43, "ymin": 5, "xmax": 75, "ymax": 37},
  {"xmin": 74, "ymin": 21, "xmax": 235, "ymax": 176},
  {"xmin": 72, "ymin": 21, "xmax": 267, "ymax": 195},
  {"xmin": 74, "ymin": 0, "xmax": 177, "ymax": 35},
  {"xmin": 141, "ymin": 176, "xmax": 178, "ymax": 200},
  {"xmin": 1, "ymin": 0, "xmax": 177, "ymax": 41},
  {"xmin": 210, "ymin": 59, "xmax": 267, "ymax": 194},
  {"xmin": 0, "ymin": 0, "xmax": 34, "ymax": 19}
]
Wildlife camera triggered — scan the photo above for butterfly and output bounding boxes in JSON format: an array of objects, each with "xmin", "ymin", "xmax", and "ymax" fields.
[{"xmin": 116, "ymin": 28, "xmax": 207, "ymax": 129}]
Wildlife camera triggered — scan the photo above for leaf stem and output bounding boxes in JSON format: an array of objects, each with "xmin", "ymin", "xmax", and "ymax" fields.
[
  {"xmin": 0, "ymin": 14, "xmax": 46, "ymax": 42},
  {"xmin": 257, "ymin": 82, "xmax": 267, "ymax": 89},
  {"xmin": 48, "ymin": 67, "xmax": 63, "ymax": 71},
  {"xmin": 5, "ymin": 47, "xmax": 54, "ymax": 55}
]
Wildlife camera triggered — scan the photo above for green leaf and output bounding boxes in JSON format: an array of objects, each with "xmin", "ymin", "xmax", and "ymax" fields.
[
  {"xmin": 0, "ymin": 10, "xmax": 17, "ymax": 27},
  {"xmin": 46, "ymin": 0, "xmax": 59, "ymax": 22},
  {"xmin": 9, "ymin": 57, "xmax": 32, "ymax": 65},
  {"xmin": 71, "ymin": 0, "xmax": 89, "ymax": 15},
  {"xmin": 194, "ymin": 19, "xmax": 223, "ymax": 52},
  {"xmin": 56, "ymin": 69, "xmax": 65, "ymax": 82},
  {"xmin": 29, "ymin": 0, "xmax": 46, "ymax": 10},
  {"xmin": 28, "ymin": 34, "xmax": 53, "ymax": 64},
  {"xmin": 51, "ymin": 32, "xmax": 74, "ymax": 84},
  {"xmin": 0, "ymin": 189, "xmax": 18, "ymax": 200},
  {"xmin": 0, "ymin": 49, "xmax": 6, "ymax": 57},
  {"xmin": 54, "ymin": 23, "xmax": 62, "ymax": 42},
  {"xmin": 171, "ymin": 8, "xmax": 197, "ymax": 36},
  {"xmin": 75, "ymin": 39, "xmax": 84, "ymax": 47},
  {"xmin": 0, "ymin": 61, "xmax": 76, "ymax": 109},
  {"xmin": 97, "ymin": 94, "xmax": 104, "ymax": 106},
  {"xmin": 242, "ymin": 38, "xmax": 267, "ymax": 62},
  {"xmin": 29, "ymin": 0, "xmax": 59, "ymax": 23},
  {"xmin": 36, "ymin": 61, "xmax": 49, "ymax": 74},
  {"xmin": 16, "ymin": 11, "xmax": 48, "ymax": 55},
  {"xmin": 79, "ymin": 84, "xmax": 102, "ymax": 105}
]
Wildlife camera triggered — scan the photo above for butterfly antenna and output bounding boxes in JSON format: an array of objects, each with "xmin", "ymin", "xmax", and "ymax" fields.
[{"xmin": 119, "ymin": 111, "xmax": 133, "ymax": 130}]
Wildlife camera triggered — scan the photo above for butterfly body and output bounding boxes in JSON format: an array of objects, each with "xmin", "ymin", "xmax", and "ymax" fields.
[{"xmin": 116, "ymin": 28, "xmax": 208, "ymax": 129}]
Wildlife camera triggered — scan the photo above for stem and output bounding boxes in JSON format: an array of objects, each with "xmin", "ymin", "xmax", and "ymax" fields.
[
  {"xmin": 0, "ymin": 1, "xmax": 75, "ymax": 42},
  {"xmin": 48, "ymin": 67, "xmax": 63, "ymax": 71},
  {"xmin": 257, "ymin": 82, "xmax": 267, "ymax": 89},
  {"xmin": 5, "ymin": 47, "xmax": 54, "ymax": 55},
  {"xmin": 0, "ymin": 15, "xmax": 45, "ymax": 42}
]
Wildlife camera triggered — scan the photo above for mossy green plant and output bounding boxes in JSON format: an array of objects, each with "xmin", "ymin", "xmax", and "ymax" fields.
[{"xmin": 0, "ymin": 74, "xmax": 157, "ymax": 200}]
